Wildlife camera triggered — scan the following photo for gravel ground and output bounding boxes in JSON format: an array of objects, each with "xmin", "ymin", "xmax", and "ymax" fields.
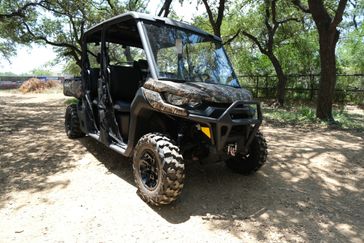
[{"xmin": 0, "ymin": 92, "xmax": 363, "ymax": 242}]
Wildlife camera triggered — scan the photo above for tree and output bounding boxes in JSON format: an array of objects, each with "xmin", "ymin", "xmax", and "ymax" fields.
[
  {"xmin": 293, "ymin": 0, "xmax": 348, "ymax": 121},
  {"xmin": 17, "ymin": 0, "xmax": 146, "ymax": 68},
  {"xmin": 338, "ymin": 0, "xmax": 364, "ymax": 73},
  {"xmin": 196, "ymin": 0, "xmax": 241, "ymax": 45},
  {"xmin": 239, "ymin": 0, "xmax": 301, "ymax": 106},
  {"xmin": 63, "ymin": 59, "xmax": 81, "ymax": 76},
  {"xmin": 0, "ymin": 0, "xmax": 43, "ymax": 59},
  {"xmin": 31, "ymin": 67, "xmax": 53, "ymax": 76},
  {"xmin": 338, "ymin": 24, "xmax": 364, "ymax": 73},
  {"xmin": 199, "ymin": 0, "xmax": 306, "ymax": 106},
  {"xmin": 201, "ymin": 0, "xmax": 226, "ymax": 37},
  {"xmin": 0, "ymin": 1, "xmax": 42, "ymax": 20},
  {"xmin": 158, "ymin": 0, "xmax": 173, "ymax": 17},
  {"xmin": 347, "ymin": 0, "xmax": 363, "ymax": 30},
  {"xmin": 20, "ymin": 0, "xmax": 108, "ymax": 68}
]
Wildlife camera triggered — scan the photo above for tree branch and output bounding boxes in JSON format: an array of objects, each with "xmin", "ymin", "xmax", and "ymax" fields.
[
  {"xmin": 22, "ymin": 21, "xmax": 81, "ymax": 55},
  {"xmin": 0, "ymin": 1, "xmax": 45, "ymax": 20},
  {"xmin": 330, "ymin": 0, "xmax": 348, "ymax": 29},
  {"xmin": 277, "ymin": 17, "xmax": 301, "ymax": 25},
  {"xmin": 292, "ymin": 0, "xmax": 310, "ymax": 13},
  {"xmin": 38, "ymin": 2, "xmax": 69, "ymax": 16},
  {"xmin": 271, "ymin": 0, "xmax": 278, "ymax": 25},
  {"xmin": 241, "ymin": 31, "xmax": 268, "ymax": 55},
  {"xmin": 107, "ymin": 0, "xmax": 115, "ymax": 10},
  {"xmin": 215, "ymin": 0, "xmax": 225, "ymax": 30},
  {"xmin": 158, "ymin": 0, "xmax": 173, "ymax": 17},
  {"xmin": 264, "ymin": 0, "xmax": 273, "ymax": 33},
  {"xmin": 201, "ymin": 0, "xmax": 216, "ymax": 32},
  {"xmin": 128, "ymin": 0, "xmax": 140, "ymax": 11},
  {"xmin": 223, "ymin": 29, "xmax": 241, "ymax": 45},
  {"xmin": 307, "ymin": 0, "xmax": 331, "ymax": 24}
]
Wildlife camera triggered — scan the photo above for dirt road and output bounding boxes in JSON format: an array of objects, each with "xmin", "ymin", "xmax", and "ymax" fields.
[{"xmin": 0, "ymin": 92, "xmax": 363, "ymax": 242}]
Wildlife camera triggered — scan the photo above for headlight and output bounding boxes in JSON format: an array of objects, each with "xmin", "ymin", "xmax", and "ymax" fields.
[
  {"xmin": 164, "ymin": 93, "xmax": 201, "ymax": 108},
  {"xmin": 164, "ymin": 93, "xmax": 189, "ymax": 106}
]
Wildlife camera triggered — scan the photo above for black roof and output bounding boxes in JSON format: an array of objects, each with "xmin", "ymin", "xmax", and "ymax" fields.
[{"xmin": 84, "ymin": 11, "xmax": 221, "ymax": 42}]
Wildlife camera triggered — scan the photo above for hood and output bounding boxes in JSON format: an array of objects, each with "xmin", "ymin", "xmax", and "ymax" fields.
[{"xmin": 143, "ymin": 79, "xmax": 252, "ymax": 104}]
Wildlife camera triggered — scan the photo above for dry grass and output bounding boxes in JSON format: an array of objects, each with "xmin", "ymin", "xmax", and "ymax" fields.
[{"xmin": 18, "ymin": 78, "xmax": 61, "ymax": 93}]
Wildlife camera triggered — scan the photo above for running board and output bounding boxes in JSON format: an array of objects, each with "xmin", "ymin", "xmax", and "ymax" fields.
[
  {"xmin": 87, "ymin": 133, "xmax": 127, "ymax": 156},
  {"xmin": 88, "ymin": 133, "xmax": 99, "ymax": 140},
  {"xmin": 110, "ymin": 144, "xmax": 126, "ymax": 154}
]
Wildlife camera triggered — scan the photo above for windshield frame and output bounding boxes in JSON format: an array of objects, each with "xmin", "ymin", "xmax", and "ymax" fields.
[{"xmin": 140, "ymin": 20, "xmax": 240, "ymax": 87}]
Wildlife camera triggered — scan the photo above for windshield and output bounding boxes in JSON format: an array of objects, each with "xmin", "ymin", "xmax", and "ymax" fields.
[{"xmin": 144, "ymin": 23, "xmax": 240, "ymax": 87}]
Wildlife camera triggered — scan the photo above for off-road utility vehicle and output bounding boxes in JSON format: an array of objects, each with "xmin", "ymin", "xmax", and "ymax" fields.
[{"xmin": 64, "ymin": 12, "xmax": 268, "ymax": 205}]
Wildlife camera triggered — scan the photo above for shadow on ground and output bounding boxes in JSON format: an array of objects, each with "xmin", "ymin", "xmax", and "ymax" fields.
[
  {"xmin": 0, "ymin": 94, "xmax": 86, "ymax": 208},
  {"xmin": 80, "ymin": 124, "xmax": 364, "ymax": 242},
  {"xmin": 1, "ymin": 93, "xmax": 363, "ymax": 242}
]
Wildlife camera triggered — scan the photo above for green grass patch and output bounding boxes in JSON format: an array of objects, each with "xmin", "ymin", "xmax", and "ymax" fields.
[
  {"xmin": 333, "ymin": 109, "xmax": 364, "ymax": 130},
  {"xmin": 263, "ymin": 104, "xmax": 364, "ymax": 131},
  {"xmin": 263, "ymin": 105, "xmax": 317, "ymax": 123},
  {"xmin": 64, "ymin": 98, "xmax": 79, "ymax": 105}
]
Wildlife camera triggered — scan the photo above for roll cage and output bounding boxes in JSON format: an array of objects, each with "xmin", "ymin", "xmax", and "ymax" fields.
[{"xmin": 81, "ymin": 11, "xmax": 221, "ymax": 81}]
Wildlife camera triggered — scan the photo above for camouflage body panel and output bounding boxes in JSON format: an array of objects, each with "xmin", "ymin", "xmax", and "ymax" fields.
[
  {"xmin": 143, "ymin": 79, "xmax": 252, "ymax": 104},
  {"xmin": 142, "ymin": 88, "xmax": 188, "ymax": 117},
  {"xmin": 63, "ymin": 78, "xmax": 82, "ymax": 98}
]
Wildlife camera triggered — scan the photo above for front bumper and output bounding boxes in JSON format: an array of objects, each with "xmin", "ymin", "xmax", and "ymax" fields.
[{"xmin": 188, "ymin": 100, "xmax": 262, "ymax": 152}]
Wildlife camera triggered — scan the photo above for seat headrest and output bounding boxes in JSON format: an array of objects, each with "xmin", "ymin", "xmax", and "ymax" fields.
[{"xmin": 138, "ymin": 59, "xmax": 149, "ymax": 70}]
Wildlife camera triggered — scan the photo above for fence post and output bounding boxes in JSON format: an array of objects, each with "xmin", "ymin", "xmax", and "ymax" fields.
[
  {"xmin": 255, "ymin": 76, "xmax": 259, "ymax": 98},
  {"xmin": 265, "ymin": 76, "xmax": 269, "ymax": 98},
  {"xmin": 310, "ymin": 74, "xmax": 314, "ymax": 101}
]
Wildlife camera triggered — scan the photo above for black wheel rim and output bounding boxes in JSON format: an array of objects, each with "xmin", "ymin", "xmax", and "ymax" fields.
[{"xmin": 139, "ymin": 150, "xmax": 159, "ymax": 190}]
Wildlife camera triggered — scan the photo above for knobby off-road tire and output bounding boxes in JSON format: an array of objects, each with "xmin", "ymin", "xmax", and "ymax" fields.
[
  {"xmin": 225, "ymin": 131, "xmax": 268, "ymax": 175},
  {"xmin": 133, "ymin": 133, "xmax": 185, "ymax": 206},
  {"xmin": 65, "ymin": 104, "xmax": 85, "ymax": 139}
]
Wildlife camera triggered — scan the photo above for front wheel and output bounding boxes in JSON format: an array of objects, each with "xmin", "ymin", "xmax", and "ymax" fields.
[
  {"xmin": 133, "ymin": 133, "xmax": 185, "ymax": 206},
  {"xmin": 225, "ymin": 131, "xmax": 268, "ymax": 174}
]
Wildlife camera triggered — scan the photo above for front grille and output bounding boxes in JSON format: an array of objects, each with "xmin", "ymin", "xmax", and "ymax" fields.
[
  {"xmin": 189, "ymin": 102, "xmax": 256, "ymax": 120},
  {"xmin": 209, "ymin": 109, "xmax": 224, "ymax": 118},
  {"xmin": 230, "ymin": 107, "xmax": 255, "ymax": 120},
  {"xmin": 204, "ymin": 102, "xmax": 232, "ymax": 108},
  {"xmin": 230, "ymin": 125, "xmax": 245, "ymax": 136}
]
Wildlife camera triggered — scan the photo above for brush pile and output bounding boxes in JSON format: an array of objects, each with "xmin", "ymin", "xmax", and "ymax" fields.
[{"xmin": 19, "ymin": 78, "xmax": 60, "ymax": 93}]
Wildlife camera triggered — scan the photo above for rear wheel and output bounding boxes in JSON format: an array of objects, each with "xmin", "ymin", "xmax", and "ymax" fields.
[
  {"xmin": 65, "ymin": 104, "xmax": 85, "ymax": 139},
  {"xmin": 225, "ymin": 131, "xmax": 267, "ymax": 174},
  {"xmin": 133, "ymin": 133, "xmax": 185, "ymax": 206}
]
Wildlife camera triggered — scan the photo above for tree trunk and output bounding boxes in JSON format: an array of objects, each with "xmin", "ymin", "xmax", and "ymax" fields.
[
  {"xmin": 303, "ymin": 0, "xmax": 348, "ymax": 121},
  {"xmin": 124, "ymin": 46, "xmax": 133, "ymax": 62},
  {"xmin": 316, "ymin": 29, "xmax": 339, "ymax": 121},
  {"xmin": 269, "ymin": 53, "xmax": 287, "ymax": 106},
  {"xmin": 158, "ymin": 0, "xmax": 173, "ymax": 17}
]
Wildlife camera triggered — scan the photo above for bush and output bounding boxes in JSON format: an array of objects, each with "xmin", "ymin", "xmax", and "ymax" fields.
[{"xmin": 19, "ymin": 78, "xmax": 60, "ymax": 93}]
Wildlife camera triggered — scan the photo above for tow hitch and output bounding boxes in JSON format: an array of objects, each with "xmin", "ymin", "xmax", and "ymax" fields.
[{"xmin": 227, "ymin": 143, "xmax": 238, "ymax": 156}]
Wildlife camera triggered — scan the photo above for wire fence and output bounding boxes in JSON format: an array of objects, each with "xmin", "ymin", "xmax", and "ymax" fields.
[
  {"xmin": 1, "ymin": 74, "xmax": 363, "ymax": 104},
  {"xmin": 238, "ymin": 74, "xmax": 364, "ymax": 104}
]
